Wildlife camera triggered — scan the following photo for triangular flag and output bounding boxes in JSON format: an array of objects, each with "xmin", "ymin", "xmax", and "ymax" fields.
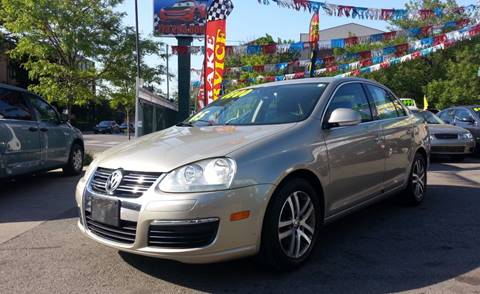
[{"xmin": 423, "ymin": 95, "xmax": 429, "ymax": 110}]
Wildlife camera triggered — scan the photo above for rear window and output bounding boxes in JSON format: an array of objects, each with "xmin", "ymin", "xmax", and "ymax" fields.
[{"xmin": 0, "ymin": 89, "xmax": 34, "ymax": 121}]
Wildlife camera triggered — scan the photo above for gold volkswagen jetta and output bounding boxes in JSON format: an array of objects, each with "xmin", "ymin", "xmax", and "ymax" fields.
[{"xmin": 76, "ymin": 77, "xmax": 430, "ymax": 270}]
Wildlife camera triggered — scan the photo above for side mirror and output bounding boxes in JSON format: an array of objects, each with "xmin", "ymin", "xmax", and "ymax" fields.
[{"xmin": 328, "ymin": 108, "xmax": 362, "ymax": 127}]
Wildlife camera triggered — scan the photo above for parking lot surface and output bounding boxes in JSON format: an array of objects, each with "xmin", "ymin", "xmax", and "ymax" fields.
[
  {"xmin": 83, "ymin": 134, "xmax": 130, "ymax": 154},
  {"xmin": 1, "ymin": 158, "xmax": 479, "ymax": 294}
]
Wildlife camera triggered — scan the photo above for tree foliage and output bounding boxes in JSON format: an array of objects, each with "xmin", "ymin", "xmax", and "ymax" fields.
[
  {"xmin": 100, "ymin": 27, "xmax": 170, "ymax": 124},
  {"xmin": 0, "ymin": 0, "xmax": 124, "ymax": 119}
]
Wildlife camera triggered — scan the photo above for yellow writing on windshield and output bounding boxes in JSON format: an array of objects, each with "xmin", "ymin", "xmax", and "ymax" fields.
[
  {"xmin": 473, "ymin": 107, "xmax": 480, "ymax": 112},
  {"xmin": 221, "ymin": 89, "xmax": 253, "ymax": 99}
]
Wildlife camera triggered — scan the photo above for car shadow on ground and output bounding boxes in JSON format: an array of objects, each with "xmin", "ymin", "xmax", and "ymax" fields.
[
  {"xmin": 120, "ymin": 184, "xmax": 480, "ymax": 293},
  {"xmin": 0, "ymin": 170, "xmax": 82, "ymax": 223}
]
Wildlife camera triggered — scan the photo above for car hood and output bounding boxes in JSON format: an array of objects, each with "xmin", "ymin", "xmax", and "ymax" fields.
[
  {"xmin": 94, "ymin": 124, "xmax": 294, "ymax": 173},
  {"xmin": 428, "ymin": 124, "xmax": 468, "ymax": 134}
]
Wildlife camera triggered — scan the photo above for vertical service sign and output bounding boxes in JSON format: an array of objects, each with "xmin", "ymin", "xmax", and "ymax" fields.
[{"xmin": 204, "ymin": 19, "xmax": 227, "ymax": 105}]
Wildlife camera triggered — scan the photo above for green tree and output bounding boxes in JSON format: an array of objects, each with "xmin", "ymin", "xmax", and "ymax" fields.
[
  {"xmin": 100, "ymin": 27, "xmax": 170, "ymax": 130},
  {"xmin": 0, "ymin": 0, "xmax": 124, "ymax": 120}
]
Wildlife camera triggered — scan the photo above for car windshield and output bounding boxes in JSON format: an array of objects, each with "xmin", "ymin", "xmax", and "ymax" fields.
[
  {"xmin": 415, "ymin": 111, "xmax": 444, "ymax": 124},
  {"xmin": 174, "ymin": 2, "xmax": 194, "ymax": 7},
  {"xmin": 186, "ymin": 83, "xmax": 328, "ymax": 126},
  {"xmin": 99, "ymin": 121, "xmax": 113, "ymax": 126}
]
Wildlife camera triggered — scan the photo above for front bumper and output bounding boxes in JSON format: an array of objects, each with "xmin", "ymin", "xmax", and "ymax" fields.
[
  {"xmin": 75, "ymin": 177, "xmax": 274, "ymax": 264},
  {"xmin": 430, "ymin": 138, "xmax": 475, "ymax": 155}
]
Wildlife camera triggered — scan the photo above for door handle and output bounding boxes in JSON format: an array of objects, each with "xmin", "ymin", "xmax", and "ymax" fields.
[
  {"xmin": 28, "ymin": 127, "xmax": 38, "ymax": 132},
  {"xmin": 40, "ymin": 128, "xmax": 48, "ymax": 132}
]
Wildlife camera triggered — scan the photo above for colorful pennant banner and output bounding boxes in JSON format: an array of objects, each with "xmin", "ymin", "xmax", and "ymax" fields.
[
  {"xmin": 219, "ymin": 18, "xmax": 471, "ymax": 75},
  {"xmin": 171, "ymin": 18, "xmax": 470, "ymax": 56},
  {"xmin": 190, "ymin": 22, "xmax": 480, "ymax": 87},
  {"xmin": 257, "ymin": 1, "xmax": 478, "ymax": 21}
]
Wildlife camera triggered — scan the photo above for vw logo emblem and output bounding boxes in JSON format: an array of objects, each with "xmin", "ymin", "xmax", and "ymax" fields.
[{"xmin": 105, "ymin": 169, "xmax": 123, "ymax": 195}]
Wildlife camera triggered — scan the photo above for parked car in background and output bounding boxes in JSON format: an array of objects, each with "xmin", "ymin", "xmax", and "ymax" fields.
[
  {"xmin": 415, "ymin": 111, "xmax": 475, "ymax": 161},
  {"xmin": 159, "ymin": 0, "xmax": 207, "ymax": 24},
  {"xmin": 400, "ymin": 98, "xmax": 419, "ymax": 111},
  {"xmin": 119, "ymin": 122, "xmax": 134, "ymax": 133},
  {"xmin": 0, "ymin": 83, "xmax": 84, "ymax": 178},
  {"xmin": 76, "ymin": 77, "xmax": 430, "ymax": 270},
  {"xmin": 93, "ymin": 121, "xmax": 120, "ymax": 134},
  {"xmin": 438, "ymin": 106, "xmax": 480, "ymax": 148}
]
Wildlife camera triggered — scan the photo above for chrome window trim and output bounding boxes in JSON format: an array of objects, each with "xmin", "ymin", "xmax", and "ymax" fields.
[
  {"xmin": 151, "ymin": 218, "xmax": 219, "ymax": 226},
  {"xmin": 321, "ymin": 81, "xmax": 375, "ymax": 128}
]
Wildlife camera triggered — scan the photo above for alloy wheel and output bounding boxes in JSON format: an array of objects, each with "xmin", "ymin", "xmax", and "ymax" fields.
[
  {"xmin": 73, "ymin": 148, "xmax": 83, "ymax": 171},
  {"xmin": 278, "ymin": 191, "xmax": 316, "ymax": 259},
  {"xmin": 411, "ymin": 158, "xmax": 426, "ymax": 200}
]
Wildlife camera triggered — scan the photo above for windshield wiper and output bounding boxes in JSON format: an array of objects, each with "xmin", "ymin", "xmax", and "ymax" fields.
[{"xmin": 175, "ymin": 122, "xmax": 194, "ymax": 127}]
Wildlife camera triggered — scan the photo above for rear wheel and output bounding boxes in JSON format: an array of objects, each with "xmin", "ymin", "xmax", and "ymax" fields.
[
  {"xmin": 63, "ymin": 143, "xmax": 84, "ymax": 176},
  {"xmin": 259, "ymin": 178, "xmax": 321, "ymax": 271},
  {"xmin": 400, "ymin": 152, "xmax": 427, "ymax": 206}
]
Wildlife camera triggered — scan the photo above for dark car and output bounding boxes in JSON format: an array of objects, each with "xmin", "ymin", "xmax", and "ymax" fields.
[
  {"xmin": 438, "ymin": 106, "xmax": 480, "ymax": 148},
  {"xmin": 119, "ymin": 122, "xmax": 134, "ymax": 133},
  {"xmin": 93, "ymin": 121, "xmax": 120, "ymax": 134},
  {"xmin": 0, "ymin": 83, "xmax": 84, "ymax": 178}
]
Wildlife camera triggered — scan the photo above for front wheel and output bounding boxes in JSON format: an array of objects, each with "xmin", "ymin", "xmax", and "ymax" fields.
[
  {"xmin": 259, "ymin": 178, "xmax": 321, "ymax": 271},
  {"xmin": 399, "ymin": 152, "xmax": 427, "ymax": 206},
  {"xmin": 63, "ymin": 143, "xmax": 84, "ymax": 176}
]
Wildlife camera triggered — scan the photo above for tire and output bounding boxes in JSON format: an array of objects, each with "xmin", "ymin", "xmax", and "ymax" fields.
[
  {"xmin": 259, "ymin": 178, "xmax": 322, "ymax": 271},
  {"xmin": 450, "ymin": 154, "xmax": 465, "ymax": 162},
  {"xmin": 94, "ymin": 131, "xmax": 98, "ymax": 134},
  {"xmin": 399, "ymin": 152, "xmax": 427, "ymax": 206},
  {"xmin": 63, "ymin": 143, "xmax": 84, "ymax": 176}
]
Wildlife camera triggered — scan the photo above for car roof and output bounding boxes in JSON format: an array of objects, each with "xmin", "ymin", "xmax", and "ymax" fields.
[
  {"xmin": 248, "ymin": 77, "xmax": 386, "ymax": 89},
  {"xmin": 0, "ymin": 83, "xmax": 32, "ymax": 94}
]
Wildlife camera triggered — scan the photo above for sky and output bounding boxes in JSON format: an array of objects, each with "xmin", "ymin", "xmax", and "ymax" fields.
[{"xmin": 117, "ymin": 0, "xmax": 476, "ymax": 94}]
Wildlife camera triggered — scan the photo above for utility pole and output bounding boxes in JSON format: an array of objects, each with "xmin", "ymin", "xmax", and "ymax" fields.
[{"xmin": 133, "ymin": 0, "xmax": 141, "ymax": 139}]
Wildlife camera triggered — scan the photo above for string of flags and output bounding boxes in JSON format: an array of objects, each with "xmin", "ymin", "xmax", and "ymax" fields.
[
  {"xmin": 257, "ymin": 0, "xmax": 478, "ymax": 21},
  {"xmin": 172, "ymin": 18, "xmax": 470, "ymax": 56},
  {"xmin": 190, "ymin": 22, "xmax": 480, "ymax": 87}
]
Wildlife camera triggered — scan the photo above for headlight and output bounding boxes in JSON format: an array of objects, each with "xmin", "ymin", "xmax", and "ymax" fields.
[
  {"xmin": 460, "ymin": 132, "xmax": 473, "ymax": 140},
  {"xmin": 158, "ymin": 158, "xmax": 237, "ymax": 193}
]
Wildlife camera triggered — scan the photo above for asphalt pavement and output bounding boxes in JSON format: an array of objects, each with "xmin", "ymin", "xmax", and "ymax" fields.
[
  {"xmin": 83, "ymin": 133, "xmax": 131, "ymax": 155},
  {"xmin": 0, "ymin": 158, "xmax": 479, "ymax": 293}
]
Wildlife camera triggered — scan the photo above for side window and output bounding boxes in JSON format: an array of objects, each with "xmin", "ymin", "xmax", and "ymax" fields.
[
  {"xmin": 0, "ymin": 89, "xmax": 34, "ymax": 121},
  {"xmin": 366, "ymin": 85, "xmax": 399, "ymax": 120},
  {"xmin": 27, "ymin": 95, "xmax": 59, "ymax": 123},
  {"xmin": 325, "ymin": 83, "xmax": 373, "ymax": 123},
  {"xmin": 390, "ymin": 94, "xmax": 407, "ymax": 116},
  {"xmin": 438, "ymin": 110, "xmax": 452, "ymax": 123},
  {"xmin": 455, "ymin": 108, "xmax": 473, "ymax": 122}
]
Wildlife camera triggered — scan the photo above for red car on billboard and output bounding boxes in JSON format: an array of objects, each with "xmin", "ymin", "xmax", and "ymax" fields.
[{"xmin": 159, "ymin": 0, "xmax": 207, "ymax": 24}]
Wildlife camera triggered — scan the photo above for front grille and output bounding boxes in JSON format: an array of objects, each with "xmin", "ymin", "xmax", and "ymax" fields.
[
  {"xmin": 85, "ymin": 211, "xmax": 137, "ymax": 244},
  {"xmin": 431, "ymin": 146, "xmax": 465, "ymax": 153},
  {"xmin": 90, "ymin": 167, "xmax": 161, "ymax": 198},
  {"xmin": 435, "ymin": 133, "xmax": 458, "ymax": 140},
  {"xmin": 148, "ymin": 220, "xmax": 219, "ymax": 249}
]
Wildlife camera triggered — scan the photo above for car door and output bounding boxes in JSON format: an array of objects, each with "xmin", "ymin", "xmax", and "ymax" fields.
[
  {"xmin": 322, "ymin": 82, "xmax": 385, "ymax": 213},
  {"xmin": 365, "ymin": 84, "xmax": 414, "ymax": 192},
  {"xmin": 0, "ymin": 88, "xmax": 42, "ymax": 176},
  {"xmin": 26, "ymin": 94, "xmax": 69, "ymax": 168}
]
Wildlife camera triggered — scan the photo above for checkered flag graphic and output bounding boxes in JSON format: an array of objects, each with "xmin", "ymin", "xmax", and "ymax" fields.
[{"xmin": 207, "ymin": 0, "xmax": 234, "ymax": 21}]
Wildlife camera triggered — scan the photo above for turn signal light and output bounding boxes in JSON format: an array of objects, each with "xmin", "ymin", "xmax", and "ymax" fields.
[{"xmin": 230, "ymin": 210, "xmax": 250, "ymax": 221}]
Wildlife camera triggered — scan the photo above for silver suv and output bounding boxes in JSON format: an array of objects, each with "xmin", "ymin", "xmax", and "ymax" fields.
[
  {"xmin": 0, "ymin": 84, "xmax": 84, "ymax": 178},
  {"xmin": 76, "ymin": 78, "xmax": 430, "ymax": 270}
]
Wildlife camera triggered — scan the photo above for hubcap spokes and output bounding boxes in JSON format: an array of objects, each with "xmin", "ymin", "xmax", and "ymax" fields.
[
  {"xmin": 412, "ymin": 159, "xmax": 425, "ymax": 200},
  {"xmin": 278, "ymin": 191, "xmax": 316, "ymax": 259},
  {"xmin": 73, "ymin": 149, "xmax": 83, "ymax": 170}
]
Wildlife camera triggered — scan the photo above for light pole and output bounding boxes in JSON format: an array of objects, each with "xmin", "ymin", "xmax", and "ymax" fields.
[{"xmin": 133, "ymin": 0, "xmax": 141, "ymax": 139}]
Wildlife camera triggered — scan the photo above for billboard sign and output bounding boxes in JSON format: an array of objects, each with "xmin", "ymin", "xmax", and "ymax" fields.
[{"xmin": 154, "ymin": 0, "xmax": 213, "ymax": 37}]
